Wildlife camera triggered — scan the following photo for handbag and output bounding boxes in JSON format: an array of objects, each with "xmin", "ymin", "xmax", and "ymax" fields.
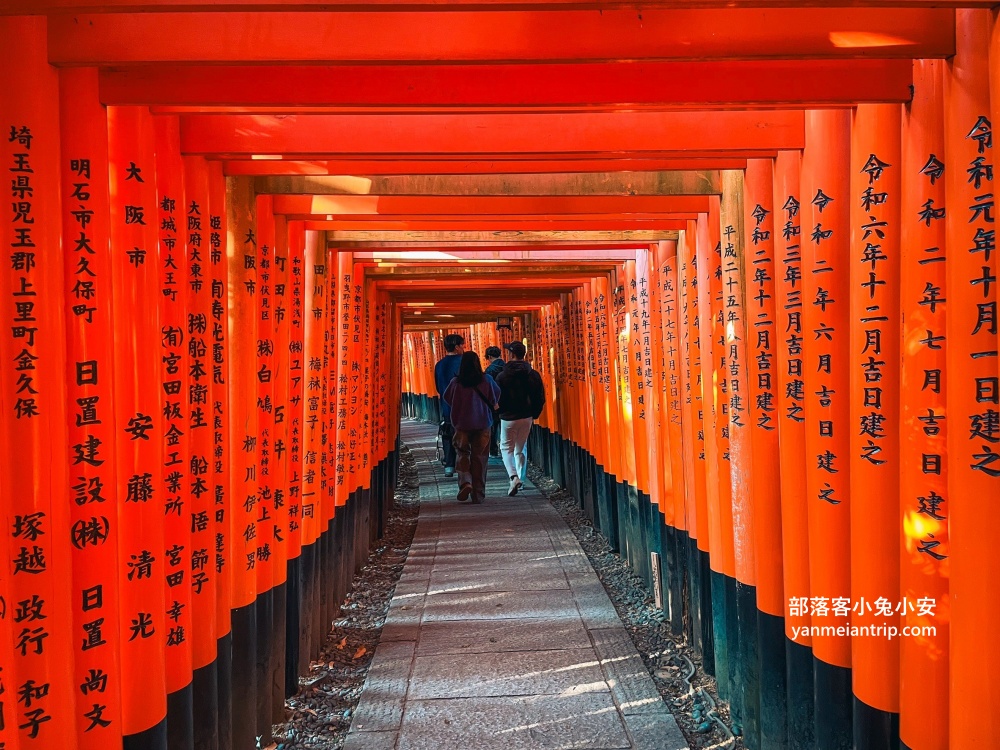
[
  {"xmin": 437, "ymin": 420, "xmax": 453, "ymax": 465},
  {"xmin": 472, "ymin": 383, "xmax": 499, "ymax": 413}
]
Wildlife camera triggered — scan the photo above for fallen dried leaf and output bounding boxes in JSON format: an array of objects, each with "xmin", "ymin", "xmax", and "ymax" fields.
[{"xmin": 353, "ymin": 647, "xmax": 367, "ymax": 659}]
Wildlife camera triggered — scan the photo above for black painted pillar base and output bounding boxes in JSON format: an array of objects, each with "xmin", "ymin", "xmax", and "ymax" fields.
[
  {"xmin": 319, "ymin": 519, "xmax": 332, "ymax": 646},
  {"xmin": 255, "ymin": 588, "xmax": 274, "ymax": 747},
  {"xmin": 734, "ymin": 582, "xmax": 761, "ymax": 749},
  {"xmin": 217, "ymin": 631, "xmax": 233, "ymax": 750},
  {"xmin": 710, "ymin": 570, "xmax": 730, "ymax": 700},
  {"xmin": 124, "ymin": 718, "xmax": 169, "ymax": 750},
  {"xmin": 725, "ymin": 575, "xmax": 739, "ymax": 720},
  {"xmin": 270, "ymin": 581, "xmax": 287, "ymax": 723},
  {"xmin": 853, "ymin": 697, "xmax": 899, "ymax": 750},
  {"xmin": 758, "ymin": 611, "xmax": 788, "ymax": 750},
  {"xmin": 616, "ymin": 480, "xmax": 630, "ymax": 562},
  {"xmin": 300, "ymin": 542, "xmax": 316, "ymax": 669},
  {"xmin": 699, "ymin": 549, "xmax": 715, "ymax": 675},
  {"xmin": 166, "ymin": 683, "xmax": 194, "ymax": 750},
  {"xmin": 814, "ymin": 657, "xmax": 852, "ymax": 750},
  {"xmin": 786, "ymin": 638, "xmax": 815, "ymax": 750},
  {"xmin": 665, "ymin": 526, "xmax": 686, "ymax": 637},
  {"xmin": 286, "ymin": 556, "xmax": 302, "ymax": 698},
  {"xmin": 686, "ymin": 536, "xmax": 702, "ymax": 656},
  {"xmin": 231, "ymin": 603, "xmax": 258, "ymax": 750},
  {"xmin": 627, "ymin": 483, "xmax": 643, "ymax": 580},
  {"xmin": 644, "ymin": 492, "xmax": 660, "ymax": 594},
  {"xmin": 193, "ymin": 660, "xmax": 219, "ymax": 750}
]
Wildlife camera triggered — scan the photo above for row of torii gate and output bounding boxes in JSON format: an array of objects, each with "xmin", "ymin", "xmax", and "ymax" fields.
[{"xmin": 1, "ymin": 4, "xmax": 999, "ymax": 750}]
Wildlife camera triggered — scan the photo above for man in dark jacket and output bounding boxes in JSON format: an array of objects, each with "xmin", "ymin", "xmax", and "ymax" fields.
[
  {"xmin": 495, "ymin": 341, "xmax": 546, "ymax": 496},
  {"xmin": 434, "ymin": 333, "xmax": 465, "ymax": 477},
  {"xmin": 483, "ymin": 346, "xmax": 505, "ymax": 456}
]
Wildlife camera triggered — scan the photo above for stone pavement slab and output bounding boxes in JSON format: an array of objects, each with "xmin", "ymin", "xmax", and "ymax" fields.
[
  {"xmin": 344, "ymin": 420, "xmax": 688, "ymax": 750},
  {"xmin": 396, "ymin": 694, "xmax": 632, "ymax": 750},
  {"xmin": 413, "ymin": 618, "xmax": 593, "ymax": 656}
]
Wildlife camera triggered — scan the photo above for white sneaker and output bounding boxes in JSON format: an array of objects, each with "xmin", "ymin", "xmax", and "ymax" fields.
[{"xmin": 508, "ymin": 476, "xmax": 522, "ymax": 497}]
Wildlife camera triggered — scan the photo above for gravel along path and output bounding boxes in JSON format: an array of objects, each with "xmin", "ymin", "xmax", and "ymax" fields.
[
  {"xmin": 270, "ymin": 444, "xmax": 420, "ymax": 750},
  {"xmin": 526, "ymin": 464, "xmax": 743, "ymax": 750}
]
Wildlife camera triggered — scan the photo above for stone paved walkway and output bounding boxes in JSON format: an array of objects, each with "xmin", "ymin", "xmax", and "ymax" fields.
[{"xmin": 343, "ymin": 420, "xmax": 689, "ymax": 750}]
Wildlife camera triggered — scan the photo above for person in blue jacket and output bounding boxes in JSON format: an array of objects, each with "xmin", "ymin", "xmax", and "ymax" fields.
[
  {"xmin": 483, "ymin": 346, "xmax": 505, "ymax": 456},
  {"xmin": 443, "ymin": 351, "xmax": 500, "ymax": 504},
  {"xmin": 434, "ymin": 333, "xmax": 465, "ymax": 477}
]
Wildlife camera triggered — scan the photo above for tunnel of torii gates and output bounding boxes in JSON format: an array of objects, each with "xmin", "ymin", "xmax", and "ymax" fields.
[{"xmin": 2, "ymin": 3, "xmax": 1000, "ymax": 750}]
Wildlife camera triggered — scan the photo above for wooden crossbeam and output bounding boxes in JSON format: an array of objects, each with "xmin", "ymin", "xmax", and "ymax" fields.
[
  {"xmin": 45, "ymin": 9, "xmax": 954, "ymax": 64},
  {"xmin": 179, "ymin": 111, "xmax": 804, "ymax": 155},
  {"xmin": 99, "ymin": 60, "xmax": 913, "ymax": 109}
]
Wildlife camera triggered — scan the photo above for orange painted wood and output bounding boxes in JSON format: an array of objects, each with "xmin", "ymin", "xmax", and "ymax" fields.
[
  {"xmin": 299, "ymin": 232, "xmax": 326, "ymax": 543},
  {"xmin": 613, "ymin": 269, "xmax": 637, "ymax": 488},
  {"xmin": 8, "ymin": 0, "xmax": 990, "ymax": 10},
  {"xmin": 284, "ymin": 221, "xmax": 307, "ymax": 562},
  {"xmin": 709, "ymin": 197, "xmax": 736, "ymax": 579},
  {"xmin": 181, "ymin": 154, "xmax": 218, "ymax": 672},
  {"xmin": 223, "ymin": 158, "xmax": 751, "ymax": 176},
  {"xmin": 225, "ymin": 176, "xmax": 259, "ymax": 611},
  {"xmin": 360, "ymin": 275, "xmax": 375, "ymax": 492},
  {"xmin": 322, "ymin": 244, "xmax": 336, "ymax": 522},
  {"xmin": 47, "ymin": 9, "xmax": 954, "ymax": 65},
  {"xmin": 849, "ymin": 102, "xmax": 902, "ymax": 715},
  {"xmin": 334, "ymin": 252, "xmax": 355, "ymax": 505},
  {"xmin": 207, "ymin": 160, "xmax": 232, "ymax": 640},
  {"xmin": 743, "ymin": 159, "xmax": 783, "ymax": 617},
  {"xmin": 945, "ymin": 10, "xmax": 999, "ymax": 747},
  {"xmin": 564, "ymin": 291, "xmax": 581, "ymax": 465},
  {"xmin": 658, "ymin": 241, "xmax": 686, "ymax": 531},
  {"xmin": 270, "ymin": 214, "xmax": 291, "ymax": 583},
  {"xmin": 254, "ymin": 194, "xmax": 276, "ymax": 595},
  {"xmin": 647, "ymin": 247, "xmax": 671, "ymax": 521},
  {"xmin": 98, "ymin": 60, "xmax": 913, "ymax": 109},
  {"xmin": 801, "ymin": 109, "xmax": 852, "ymax": 670},
  {"xmin": 154, "ymin": 114, "xmax": 195, "ymax": 698},
  {"xmin": 772, "ymin": 150, "xmax": 811, "ymax": 644},
  {"xmin": 696, "ymin": 214, "xmax": 722, "ymax": 565},
  {"xmin": 179, "ymin": 111, "xmax": 804, "ymax": 157},
  {"xmin": 899, "ymin": 58, "xmax": 949, "ymax": 750},
  {"xmin": 626, "ymin": 257, "xmax": 651, "ymax": 494},
  {"xmin": 0, "ymin": 16, "xmax": 77, "ymax": 749},
  {"xmin": 108, "ymin": 104, "xmax": 168, "ymax": 736},
  {"xmin": 309, "ymin": 219, "xmax": 687, "ymax": 232},
  {"xmin": 596, "ymin": 276, "xmax": 619, "ymax": 481},
  {"xmin": 375, "ymin": 290, "xmax": 392, "ymax": 469},
  {"xmin": 271, "ymin": 195, "xmax": 711, "ymax": 216},
  {"xmin": 2, "ymin": 21, "xmax": 79, "ymax": 750},
  {"xmin": 721, "ymin": 173, "xmax": 755, "ymax": 587},
  {"xmin": 678, "ymin": 227, "xmax": 703, "ymax": 541},
  {"xmin": 583, "ymin": 282, "xmax": 604, "ymax": 474},
  {"xmin": 59, "ymin": 66, "xmax": 124, "ymax": 747}
]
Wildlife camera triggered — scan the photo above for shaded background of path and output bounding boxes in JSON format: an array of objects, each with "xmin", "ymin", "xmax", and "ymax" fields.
[{"xmin": 344, "ymin": 420, "xmax": 688, "ymax": 750}]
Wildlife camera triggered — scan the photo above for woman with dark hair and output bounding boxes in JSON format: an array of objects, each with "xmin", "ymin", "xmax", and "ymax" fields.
[{"xmin": 443, "ymin": 351, "xmax": 501, "ymax": 503}]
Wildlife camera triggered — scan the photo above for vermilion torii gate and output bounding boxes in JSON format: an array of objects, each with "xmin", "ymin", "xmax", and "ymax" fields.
[{"xmin": 0, "ymin": 4, "xmax": 998, "ymax": 750}]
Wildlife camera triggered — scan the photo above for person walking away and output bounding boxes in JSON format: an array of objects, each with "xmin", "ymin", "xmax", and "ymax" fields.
[
  {"xmin": 443, "ymin": 352, "xmax": 500, "ymax": 503},
  {"xmin": 495, "ymin": 341, "xmax": 546, "ymax": 496},
  {"xmin": 484, "ymin": 346, "xmax": 505, "ymax": 457},
  {"xmin": 434, "ymin": 333, "xmax": 465, "ymax": 477}
]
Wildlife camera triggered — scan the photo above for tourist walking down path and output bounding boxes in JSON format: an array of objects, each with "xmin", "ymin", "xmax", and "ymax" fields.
[
  {"xmin": 434, "ymin": 333, "xmax": 466, "ymax": 477},
  {"xmin": 443, "ymin": 351, "xmax": 500, "ymax": 504},
  {"xmin": 495, "ymin": 341, "xmax": 545, "ymax": 496}
]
